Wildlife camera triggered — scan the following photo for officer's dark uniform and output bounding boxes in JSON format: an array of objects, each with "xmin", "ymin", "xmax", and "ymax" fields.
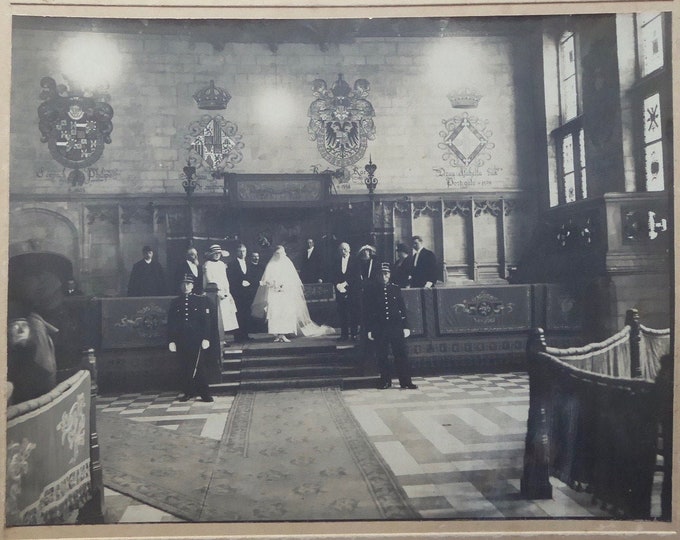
[
  {"xmin": 167, "ymin": 278, "xmax": 212, "ymax": 401},
  {"xmin": 365, "ymin": 264, "xmax": 417, "ymax": 389}
]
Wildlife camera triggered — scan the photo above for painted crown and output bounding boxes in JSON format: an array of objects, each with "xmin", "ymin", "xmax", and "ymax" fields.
[
  {"xmin": 447, "ymin": 88, "xmax": 482, "ymax": 109},
  {"xmin": 193, "ymin": 80, "xmax": 231, "ymax": 110}
]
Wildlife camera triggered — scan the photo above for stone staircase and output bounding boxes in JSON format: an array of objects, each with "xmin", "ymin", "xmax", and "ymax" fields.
[{"xmin": 209, "ymin": 334, "xmax": 375, "ymax": 394}]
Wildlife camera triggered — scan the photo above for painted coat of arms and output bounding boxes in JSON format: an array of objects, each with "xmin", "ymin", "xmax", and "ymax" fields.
[
  {"xmin": 307, "ymin": 74, "xmax": 376, "ymax": 168},
  {"xmin": 37, "ymin": 77, "xmax": 114, "ymax": 172},
  {"xmin": 186, "ymin": 114, "xmax": 244, "ymax": 175}
]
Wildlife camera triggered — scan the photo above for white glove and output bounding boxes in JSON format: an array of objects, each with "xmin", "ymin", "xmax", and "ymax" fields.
[
  {"xmin": 336, "ymin": 282, "xmax": 348, "ymax": 293},
  {"xmin": 367, "ymin": 332, "xmax": 374, "ymax": 341},
  {"xmin": 424, "ymin": 282, "xmax": 433, "ymax": 289},
  {"xmin": 242, "ymin": 280, "xmax": 250, "ymax": 287},
  {"xmin": 201, "ymin": 339, "xmax": 210, "ymax": 350},
  {"xmin": 403, "ymin": 329, "xmax": 411, "ymax": 338},
  {"xmin": 168, "ymin": 342, "xmax": 177, "ymax": 352}
]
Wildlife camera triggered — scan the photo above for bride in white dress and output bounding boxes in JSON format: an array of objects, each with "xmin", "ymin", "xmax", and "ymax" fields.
[{"xmin": 251, "ymin": 245, "xmax": 333, "ymax": 342}]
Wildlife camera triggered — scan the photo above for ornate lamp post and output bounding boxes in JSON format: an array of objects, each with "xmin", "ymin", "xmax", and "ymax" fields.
[
  {"xmin": 364, "ymin": 155, "xmax": 378, "ymax": 196},
  {"xmin": 182, "ymin": 160, "xmax": 199, "ymax": 246},
  {"xmin": 364, "ymin": 156, "xmax": 379, "ymax": 245}
]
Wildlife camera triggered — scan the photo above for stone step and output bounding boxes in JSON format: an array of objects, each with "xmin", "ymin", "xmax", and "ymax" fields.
[
  {"xmin": 241, "ymin": 344, "xmax": 340, "ymax": 357},
  {"xmin": 210, "ymin": 375, "xmax": 379, "ymax": 394},
  {"xmin": 238, "ymin": 364, "xmax": 356, "ymax": 381},
  {"xmin": 236, "ymin": 352, "xmax": 346, "ymax": 368},
  {"xmin": 238, "ymin": 377, "xmax": 343, "ymax": 392},
  {"xmin": 209, "ymin": 381, "xmax": 241, "ymax": 394}
]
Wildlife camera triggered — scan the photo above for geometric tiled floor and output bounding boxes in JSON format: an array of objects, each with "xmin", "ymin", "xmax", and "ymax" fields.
[{"xmin": 97, "ymin": 372, "xmax": 661, "ymax": 523}]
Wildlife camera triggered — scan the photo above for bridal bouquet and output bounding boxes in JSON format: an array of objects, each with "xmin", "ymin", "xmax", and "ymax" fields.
[{"xmin": 264, "ymin": 280, "xmax": 284, "ymax": 293}]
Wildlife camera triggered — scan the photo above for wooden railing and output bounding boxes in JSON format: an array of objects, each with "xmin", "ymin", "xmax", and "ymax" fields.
[{"xmin": 520, "ymin": 310, "xmax": 671, "ymax": 519}]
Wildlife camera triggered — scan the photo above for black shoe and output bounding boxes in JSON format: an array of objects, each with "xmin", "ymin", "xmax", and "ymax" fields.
[
  {"xmin": 200, "ymin": 395, "xmax": 214, "ymax": 403},
  {"xmin": 337, "ymin": 335, "xmax": 349, "ymax": 342},
  {"xmin": 244, "ymin": 336, "xmax": 254, "ymax": 342},
  {"xmin": 400, "ymin": 383, "xmax": 418, "ymax": 390},
  {"xmin": 378, "ymin": 381, "xmax": 392, "ymax": 390},
  {"xmin": 178, "ymin": 394, "xmax": 192, "ymax": 402}
]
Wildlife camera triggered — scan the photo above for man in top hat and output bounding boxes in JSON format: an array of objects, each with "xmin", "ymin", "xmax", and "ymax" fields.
[
  {"xmin": 128, "ymin": 245, "xmax": 167, "ymax": 296},
  {"xmin": 365, "ymin": 262, "xmax": 418, "ymax": 390},
  {"xmin": 167, "ymin": 274, "xmax": 213, "ymax": 402}
]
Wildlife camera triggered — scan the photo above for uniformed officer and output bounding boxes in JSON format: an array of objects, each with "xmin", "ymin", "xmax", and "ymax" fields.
[
  {"xmin": 167, "ymin": 274, "xmax": 213, "ymax": 402},
  {"xmin": 365, "ymin": 262, "xmax": 418, "ymax": 390}
]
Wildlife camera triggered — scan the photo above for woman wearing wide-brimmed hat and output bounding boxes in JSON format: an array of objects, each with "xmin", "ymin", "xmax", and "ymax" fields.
[{"xmin": 203, "ymin": 244, "xmax": 239, "ymax": 341}]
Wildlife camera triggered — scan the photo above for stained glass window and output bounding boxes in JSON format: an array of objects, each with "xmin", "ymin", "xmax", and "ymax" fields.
[
  {"xmin": 559, "ymin": 33, "xmax": 578, "ymax": 122},
  {"xmin": 638, "ymin": 13, "xmax": 664, "ymax": 77},
  {"xmin": 551, "ymin": 31, "xmax": 586, "ymax": 206},
  {"xmin": 643, "ymin": 93, "xmax": 662, "ymax": 144},
  {"xmin": 634, "ymin": 13, "xmax": 669, "ymax": 192}
]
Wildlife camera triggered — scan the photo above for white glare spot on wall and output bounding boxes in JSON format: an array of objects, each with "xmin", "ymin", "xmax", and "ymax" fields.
[
  {"xmin": 424, "ymin": 40, "xmax": 482, "ymax": 93},
  {"xmin": 256, "ymin": 87, "xmax": 298, "ymax": 131},
  {"xmin": 60, "ymin": 34, "xmax": 122, "ymax": 91}
]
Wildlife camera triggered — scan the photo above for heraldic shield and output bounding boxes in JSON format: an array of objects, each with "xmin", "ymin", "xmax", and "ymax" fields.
[
  {"xmin": 307, "ymin": 73, "xmax": 376, "ymax": 168},
  {"xmin": 37, "ymin": 77, "xmax": 114, "ymax": 170}
]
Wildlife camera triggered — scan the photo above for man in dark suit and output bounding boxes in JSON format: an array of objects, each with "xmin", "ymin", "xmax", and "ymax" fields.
[
  {"xmin": 167, "ymin": 274, "xmax": 212, "ymax": 402},
  {"xmin": 331, "ymin": 242, "xmax": 359, "ymax": 341},
  {"xmin": 249, "ymin": 251, "xmax": 264, "ymax": 285},
  {"xmin": 227, "ymin": 243, "xmax": 257, "ymax": 342},
  {"xmin": 299, "ymin": 238, "xmax": 324, "ymax": 283},
  {"xmin": 127, "ymin": 245, "xmax": 167, "ymax": 296},
  {"xmin": 365, "ymin": 263, "xmax": 418, "ymax": 390},
  {"xmin": 410, "ymin": 236, "xmax": 438, "ymax": 288},
  {"xmin": 174, "ymin": 247, "xmax": 203, "ymax": 295},
  {"xmin": 61, "ymin": 278, "xmax": 84, "ymax": 297},
  {"xmin": 356, "ymin": 244, "xmax": 380, "ymax": 337}
]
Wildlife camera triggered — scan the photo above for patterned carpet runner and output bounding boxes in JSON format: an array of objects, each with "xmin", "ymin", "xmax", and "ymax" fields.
[{"xmin": 98, "ymin": 387, "xmax": 416, "ymax": 521}]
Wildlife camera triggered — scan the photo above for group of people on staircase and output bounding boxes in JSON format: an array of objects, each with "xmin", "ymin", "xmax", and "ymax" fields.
[{"xmin": 159, "ymin": 235, "xmax": 438, "ymax": 398}]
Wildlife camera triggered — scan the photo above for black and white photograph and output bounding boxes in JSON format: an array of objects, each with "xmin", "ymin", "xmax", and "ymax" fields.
[{"xmin": 2, "ymin": 3, "xmax": 675, "ymax": 539}]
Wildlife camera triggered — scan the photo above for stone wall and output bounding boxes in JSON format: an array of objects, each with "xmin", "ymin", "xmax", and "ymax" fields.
[{"xmin": 11, "ymin": 23, "xmax": 543, "ymax": 196}]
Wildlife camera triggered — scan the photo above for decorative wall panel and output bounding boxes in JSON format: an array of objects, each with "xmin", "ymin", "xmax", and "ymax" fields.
[
  {"xmin": 435, "ymin": 285, "xmax": 532, "ymax": 334},
  {"xmin": 101, "ymin": 297, "xmax": 172, "ymax": 349}
]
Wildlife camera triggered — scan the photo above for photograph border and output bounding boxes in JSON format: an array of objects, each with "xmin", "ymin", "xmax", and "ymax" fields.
[{"xmin": 1, "ymin": 0, "xmax": 678, "ymax": 538}]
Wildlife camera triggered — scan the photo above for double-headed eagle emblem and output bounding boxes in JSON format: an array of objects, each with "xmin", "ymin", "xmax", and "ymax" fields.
[{"xmin": 308, "ymin": 74, "xmax": 375, "ymax": 168}]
